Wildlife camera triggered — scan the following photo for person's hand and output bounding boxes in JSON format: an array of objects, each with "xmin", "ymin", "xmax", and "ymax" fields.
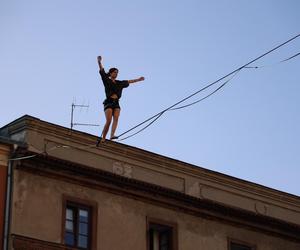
[
  {"xmin": 97, "ymin": 56, "xmax": 102, "ymax": 62},
  {"xmin": 139, "ymin": 76, "xmax": 145, "ymax": 81}
]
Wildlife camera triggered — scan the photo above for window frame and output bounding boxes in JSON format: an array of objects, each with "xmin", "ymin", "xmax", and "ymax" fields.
[
  {"xmin": 146, "ymin": 217, "xmax": 178, "ymax": 250},
  {"xmin": 228, "ymin": 238, "xmax": 256, "ymax": 250},
  {"xmin": 62, "ymin": 195, "xmax": 98, "ymax": 250}
]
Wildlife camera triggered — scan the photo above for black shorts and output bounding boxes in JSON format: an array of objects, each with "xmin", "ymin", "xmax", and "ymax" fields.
[{"xmin": 103, "ymin": 98, "xmax": 120, "ymax": 111}]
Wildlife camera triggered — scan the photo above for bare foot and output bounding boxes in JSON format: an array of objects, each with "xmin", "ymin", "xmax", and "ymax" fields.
[{"xmin": 96, "ymin": 138, "xmax": 105, "ymax": 147}]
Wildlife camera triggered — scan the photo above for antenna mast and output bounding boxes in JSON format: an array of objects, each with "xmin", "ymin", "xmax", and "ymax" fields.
[{"xmin": 70, "ymin": 101, "xmax": 99, "ymax": 130}]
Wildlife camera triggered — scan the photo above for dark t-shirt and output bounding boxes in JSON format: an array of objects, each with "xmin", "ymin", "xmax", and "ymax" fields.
[{"xmin": 99, "ymin": 68, "xmax": 129, "ymax": 99}]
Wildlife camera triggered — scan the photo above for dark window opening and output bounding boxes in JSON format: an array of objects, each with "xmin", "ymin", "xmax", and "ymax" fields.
[
  {"xmin": 149, "ymin": 223, "xmax": 173, "ymax": 250},
  {"xmin": 230, "ymin": 242, "xmax": 253, "ymax": 250},
  {"xmin": 64, "ymin": 203, "xmax": 91, "ymax": 249}
]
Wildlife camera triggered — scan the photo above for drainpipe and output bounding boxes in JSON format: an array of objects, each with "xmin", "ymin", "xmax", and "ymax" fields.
[{"xmin": 3, "ymin": 153, "xmax": 14, "ymax": 250}]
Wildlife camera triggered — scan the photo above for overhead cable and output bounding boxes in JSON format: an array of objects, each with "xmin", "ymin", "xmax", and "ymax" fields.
[
  {"xmin": 116, "ymin": 33, "xmax": 300, "ymax": 141},
  {"xmin": 244, "ymin": 51, "xmax": 300, "ymax": 69}
]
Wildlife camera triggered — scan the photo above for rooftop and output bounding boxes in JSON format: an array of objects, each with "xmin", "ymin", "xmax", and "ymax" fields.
[{"xmin": 1, "ymin": 114, "xmax": 300, "ymax": 241}]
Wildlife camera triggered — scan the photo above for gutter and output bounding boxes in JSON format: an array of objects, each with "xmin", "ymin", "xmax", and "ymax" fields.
[{"xmin": 3, "ymin": 149, "xmax": 15, "ymax": 250}]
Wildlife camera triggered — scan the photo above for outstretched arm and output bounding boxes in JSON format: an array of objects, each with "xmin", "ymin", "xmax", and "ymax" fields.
[
  {"xmin": 97, "ymin": 56, "xmax": 104, "ymax": 71},
  {"xmin": 128, "ymin": 76, "xmax": 145, "ymax": 84}
]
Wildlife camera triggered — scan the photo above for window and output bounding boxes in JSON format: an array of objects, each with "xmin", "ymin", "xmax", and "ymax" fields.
[
  {"xmin": 64, "ymin": 203, "xmax": 91, "ymax": 249},
  {"xmin": 229, "ymin": 239, "xmax": 255, "ymax": 250},
  {"xmin": 147, "ymin": 218, "xmax": 177, "ymax": 250},
  {"xmin": 62, "ymin": 196, "xmax": 97, "ymax": 250}
]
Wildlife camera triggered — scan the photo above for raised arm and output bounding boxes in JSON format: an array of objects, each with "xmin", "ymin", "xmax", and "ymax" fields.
[
  {"xmin": 97, "ymin": 56, "xmax": 104, "ymax": 71},
  {"xmin": 128, "ymin": 76, "xmax": 145, "ymax": 84}
]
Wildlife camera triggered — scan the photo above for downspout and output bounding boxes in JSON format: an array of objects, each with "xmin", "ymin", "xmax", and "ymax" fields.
[{"xmin": 3, "ymin": 150, "xmax": 14, "ymax": 250}]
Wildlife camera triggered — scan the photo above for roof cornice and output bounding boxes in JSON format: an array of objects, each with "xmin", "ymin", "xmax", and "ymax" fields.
[
  {"xmin": 3, "ymin": 115, "xmax": 299, "ymax": 205},
  {"xmin": 16, "ymin": 151, "xmax": 300, "ymax": 242}
]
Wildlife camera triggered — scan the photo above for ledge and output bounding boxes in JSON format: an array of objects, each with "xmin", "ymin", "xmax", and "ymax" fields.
[{"xmin": 15, "ymin": 150, "xmax": 300, "ymax": 242}]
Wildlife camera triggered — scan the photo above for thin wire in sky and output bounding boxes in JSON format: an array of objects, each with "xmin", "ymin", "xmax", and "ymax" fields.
[{"xmin": 116, "ymin": 33, "xmax": 300, "ymax": 141}]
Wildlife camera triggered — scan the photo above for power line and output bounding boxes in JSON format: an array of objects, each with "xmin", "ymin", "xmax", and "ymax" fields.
[
  {"xmin": 167, "ymin": 51, "xmax": 300, "ymax": 111},
  {"xmin": 1, "ymin": 35, "xmax": 299, "ymax": 157},
  {"xmin": 116, "ymin": 33, "xmax": 300, "ymax": 141},
  {"xmin": 117, "ymin": 70, "xmax": 241, "ymax": 141},
  {"xmin": 0, "ymin": 142, "xmax": 97, "ymax": 164},
  {"xmin": 169, "ymin": 69, "xmax": 241, "ymax": 111},
  {"xmin": 280, "ymin": 51, "xmax": 300, "ymax": 62},
  {"xmin": 118, "ymin": 111, "xmax": 165, "ymax": 141},
  {"xmin": 244, "ymin": 51, "xmax": 300, "ymax": 69}
]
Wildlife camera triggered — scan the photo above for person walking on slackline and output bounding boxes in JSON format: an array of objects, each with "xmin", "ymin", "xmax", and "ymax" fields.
[{"xmin": 97, "ymin": 55, "xmax": 145, "ymax": 145}]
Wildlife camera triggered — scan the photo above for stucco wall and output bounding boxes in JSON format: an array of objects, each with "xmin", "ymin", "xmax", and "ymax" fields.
[
  {"xmin": 3, "ymin": 116, "xmax": 300, "ymax": 227},
  {"xmin": 11, "ymin": 170, "xmax": 300, "ymax": 250},
  {"xmin": 24, "ymin": 125, "xmax": 300, "ymax": 226}
]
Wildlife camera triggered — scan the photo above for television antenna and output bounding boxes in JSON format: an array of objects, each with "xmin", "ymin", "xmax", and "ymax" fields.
[{"xmin": 70, "ymin": 101, "xmax": 99, "ymax": 130}]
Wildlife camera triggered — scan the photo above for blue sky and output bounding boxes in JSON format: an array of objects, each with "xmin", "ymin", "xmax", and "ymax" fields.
[{"xmin": 1, "ymin": 1, "xmax": 299, "ymax": 195}]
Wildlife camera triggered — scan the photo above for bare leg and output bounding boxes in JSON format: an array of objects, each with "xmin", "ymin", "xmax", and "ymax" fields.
[
  {"xmin": 110, "ymin": 108, "xmax": 120, "ymax": 139},
  {"xmin": 101, "ymin": 108, "xmax": 113, "ymax": 142}
]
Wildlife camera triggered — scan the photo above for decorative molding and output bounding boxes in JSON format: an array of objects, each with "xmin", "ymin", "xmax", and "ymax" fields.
[
  {"xmin": 15, "ymin": 153, "xmax": 300, "ymax": 242},
  {"xmin": 8, "ymin": 115, "xmax": 299, "ymax": 211},
  {"xmin": 112, "ymin": 161, "xmax": 133, "ymax": 178},
  {"xmin": 255, "ymin": 202, "xmax": 268, "ymax": 215},
  {"xmin": 186, "ymin": 181, "xmax": 200, "ymax": 197},
  {"xmin": 199, "ymin": 184, "xmax": 205, "ymax": 199}
]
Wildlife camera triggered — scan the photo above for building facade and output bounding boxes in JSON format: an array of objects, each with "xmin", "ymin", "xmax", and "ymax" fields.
[{"xmin": 0, "ymin": 115, "xmax": 300, "ymax": 250}]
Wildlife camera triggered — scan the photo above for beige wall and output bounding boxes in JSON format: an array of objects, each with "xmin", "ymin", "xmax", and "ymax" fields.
[
  {"xmin": 11, "ymin": 170, "xmax": 300, "ymax": 250},
  {"xmin": 4, "ymin": 116, "xmax": 300, "ymax": 227},
  {"xmin": 23, "ymin": 123, "xmax": 300, "ymax": 226}
]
